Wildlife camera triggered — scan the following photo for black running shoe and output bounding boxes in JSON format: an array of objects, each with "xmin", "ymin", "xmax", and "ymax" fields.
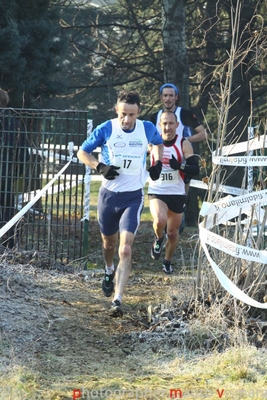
[
  {"xmin": 109, "ymin": 300, "xmax": 123, "ymax": 318},
  {"xmin": 151, "ymin": 236, "xmax": 164, "ymax": 260},
  {"xmin": 102, "ymin": 271, "xmax": 115, "ymax": 297},
  {"xmin": 162, "ymin": 260, "xmax": 173, "ymax": 274}
]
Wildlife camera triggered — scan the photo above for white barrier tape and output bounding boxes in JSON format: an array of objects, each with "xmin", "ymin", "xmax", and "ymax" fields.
[
  {"xmin": 41, "ymin": 174, "xmax": 84, "ymax": 181},
  {"xmin": 202, "ymin": 200, "xmax": 267, "ymax": 229},
  {"xmin": 200, "ymin": 231, "xmax": 267, "ymax": 309},
  {"xmin": 213, "ymin": 155, "xmax": 267, "ymax": 166},
  {"xmin": 199, "ymin": 128, "xmax": 267, "ymax": 308},
  {"xmin": 17, "ymin": 180, "xmax": 76, "ymax": 206},
  {"xmin": 200, "ymin": 189, "xmax": 267, "ymax": 216},
  {"xmin": 203, "ymin": 205, "xmax": 251, "ymax": 229},
  {"xmin": 65, "ymin": 174, "xmax": 247, "ymax": 198},
  {"xmin": 0, "ymin": 143, "xmax": 74, "ymax": 239},
  {"xmin": 213, "ymin": 134, "xmax": 266, "ymax": 156},
  {"xmin": 199, "ymin": 224, "xmax": 267, "ymax": 263},
  {"xmin": 42, "ymin": 143, "xmax": 81, "ymax": 150},
  {"xmin": 190, "ymin": 179, "xmax": 246, "ymax": 196}
]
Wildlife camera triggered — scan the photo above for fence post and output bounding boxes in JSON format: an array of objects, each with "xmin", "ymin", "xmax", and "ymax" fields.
[{"xmin": 82, "ymin": 118, "xmax": 93, "ymax": 269}]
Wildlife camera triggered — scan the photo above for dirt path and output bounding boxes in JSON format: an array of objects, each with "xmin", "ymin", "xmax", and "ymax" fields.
[{"xmin": 0, "ymin": 221, "xmax": 199, "ymax": 399}]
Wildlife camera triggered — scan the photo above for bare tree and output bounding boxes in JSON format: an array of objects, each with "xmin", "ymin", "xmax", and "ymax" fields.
[
  {"xmin": 161, "ymin": 0, "xmax": 189, "ymax": 107},
  {"xmin": 196, "ymin": 0, "xmax": 267, "ymax": 310}
]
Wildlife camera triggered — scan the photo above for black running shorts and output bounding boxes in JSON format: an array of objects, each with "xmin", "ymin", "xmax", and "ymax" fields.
[{"xmin": 148, "ymin": 194, "xmax": 186, "ymax": 214}]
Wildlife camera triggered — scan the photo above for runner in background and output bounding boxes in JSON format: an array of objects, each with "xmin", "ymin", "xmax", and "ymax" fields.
[
  {"xmin": 148, "ymin": 110, "xmax": 200, "ymax": 273},
  {"xmin": 149, "ymin": 83, "xmax": 207, "ymax": 232}
]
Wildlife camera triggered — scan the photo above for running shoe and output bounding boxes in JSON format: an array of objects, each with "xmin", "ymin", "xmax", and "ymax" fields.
[
  {"xmin": 162, "ymin": 260, "xmax": 173, "ymax": 274},
  {"xmin": 151, "ymin": 236, "xmax": 164, "ymax": 260},
  {"xmin": 102, "ymin": 271, "xmax": 115, "ymax": 297},
  {"xmin": 109, "ymin": 299, "xmax": 123, "ymax": 318}
]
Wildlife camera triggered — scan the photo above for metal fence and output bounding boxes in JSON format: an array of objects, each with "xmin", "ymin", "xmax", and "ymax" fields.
[{"xmin": 0, "ymin": 108, "xmax": 89, "ymax": 263}]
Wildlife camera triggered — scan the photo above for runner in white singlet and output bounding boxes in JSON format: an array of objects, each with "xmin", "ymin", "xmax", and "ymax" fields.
[{"xmin": 78, "ymin": 90, "xmax": 163, "ymax": 317}]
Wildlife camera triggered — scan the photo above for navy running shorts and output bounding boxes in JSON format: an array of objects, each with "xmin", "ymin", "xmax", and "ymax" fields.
[
  {"xmin": 98, "ymin": 187, "xmax": 144, "ymax": 236},
  {"xmin": 148, "ymin": 194, "xmax": 186, "ymax": 214}
]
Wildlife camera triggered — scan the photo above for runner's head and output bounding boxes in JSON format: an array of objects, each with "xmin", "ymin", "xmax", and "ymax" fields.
[
  {"xmin": 115, "ymin": 90, "xmax": 141, "ymax": 130},
  {"xmin": 159, "ymin": 83, "xmax": 179, "ymax": 111},
  {"xmin": 159, "ymin": 110, "xmax": 179, "ymax": 141}
]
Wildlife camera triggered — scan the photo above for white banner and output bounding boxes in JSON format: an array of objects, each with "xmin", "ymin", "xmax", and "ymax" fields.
[
  {"xmin": 200, "ymin": 190, "xmax": 267, "ymax": 216},
  {"xmin": 200, "ymin": 233, "xmax": 267, "ymax": 309},
  {"xmin": 199, "ymin": 129, "xmax": 267, "ymax": 309},
  {"xmin": 213, "ymin": 134, "xmax": 267, "ymax": 156},
  {"xmin": 199, "ymin": 225, "xmax": 267, "ymax": 263},
  {"xmin": 213, "ymin": 155, "xmax": 267, "ymax": 166},
  {"xmin": 190, "ymin": 179, "xmax": 245, "ymax": 196}
]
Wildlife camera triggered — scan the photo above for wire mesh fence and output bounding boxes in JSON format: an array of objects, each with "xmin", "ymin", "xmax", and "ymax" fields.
[{"xmin": 0, "ymin": 108, "xmax": 88, "ymax": 263}]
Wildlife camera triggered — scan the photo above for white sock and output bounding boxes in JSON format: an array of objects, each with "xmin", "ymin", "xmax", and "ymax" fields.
[
  {"xmin": 105, "ymin": 265, "xmax": 115, "ymax": 275},
  {"xmin": 113, "ymin": 295, "xmax": 122, "ymax": 304}
]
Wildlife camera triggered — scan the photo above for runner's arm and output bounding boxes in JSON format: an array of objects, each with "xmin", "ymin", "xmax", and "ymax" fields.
[
  {"xmin": 77, "ymin": 150, "xmax": 100, "ymax": 170},
  {"xmin": 180, "ymin": 109, "xmax": 207, "ymax": 143},
  {"xmin": 187, "ymin": 124, "xmax": 207, "ymax": 143}
]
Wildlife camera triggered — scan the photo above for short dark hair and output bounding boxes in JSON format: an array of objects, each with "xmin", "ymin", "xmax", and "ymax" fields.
[
  {"xmin": 161, "ymin": 110, "xmax": 178, "ymax": 122},
  {"xmin": 117, "ymin": 90, "xmax": 141, "ymax": 108}
]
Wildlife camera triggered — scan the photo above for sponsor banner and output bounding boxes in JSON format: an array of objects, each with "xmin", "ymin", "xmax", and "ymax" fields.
[
  {"xmin": 199, "ymin": 225, "xmax": 267, "ymax": 309},
  {"xmin": 213, "ymin": 155, "xmax": 267, "ymax": 166},
  {"xmin": 200, "ymin": 190, "xmax": 267, "ymax": 217},
  {"xmin": 199, "ymin": 131, "xmax": 267, "ymax": 309},
  {"xmin": 199, "ymin": 225, "xmax": 267, "ymax": 263}
]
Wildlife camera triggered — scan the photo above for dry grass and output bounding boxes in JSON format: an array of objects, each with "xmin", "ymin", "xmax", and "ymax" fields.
[
  {"xmin": 2, "ymin": 344, "xmax": 266, "ymax": 400},
  {"xmin": 0, "ymin": 184, "xmax": 267, "ymax": 400},
  {"xmin": 0, "ymin": 261, "xmax": 266, "ymax": 400}
]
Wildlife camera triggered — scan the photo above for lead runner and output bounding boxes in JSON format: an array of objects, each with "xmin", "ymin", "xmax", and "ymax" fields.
[{"xmin": 78, "ymin": 89, "xmax": 163, "ymax": 317}]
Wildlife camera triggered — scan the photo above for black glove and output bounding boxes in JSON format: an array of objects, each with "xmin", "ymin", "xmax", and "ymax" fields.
[
  {"xmin": 169, "ymin": 155, "xmax": 200, "ymax": 176},
  {"xmin": 148, "ymin": 160, "xmax": 162, "ymax": 181},
  {"xmin": 96, "ymin": 162, "xmax": 120, "ymax": 180},
  {"xmin": 169, "ymin": 155, "xmax": 181, "ymax": 170}
]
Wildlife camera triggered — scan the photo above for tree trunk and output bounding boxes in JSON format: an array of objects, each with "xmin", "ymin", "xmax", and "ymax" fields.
[
  {"xmin": 161, "ymin": 0, "xmax": 199, "ymax": 225},
  {"xmin": 161, "ymin": 0, "xmax": 189, "ymax": 108}
]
